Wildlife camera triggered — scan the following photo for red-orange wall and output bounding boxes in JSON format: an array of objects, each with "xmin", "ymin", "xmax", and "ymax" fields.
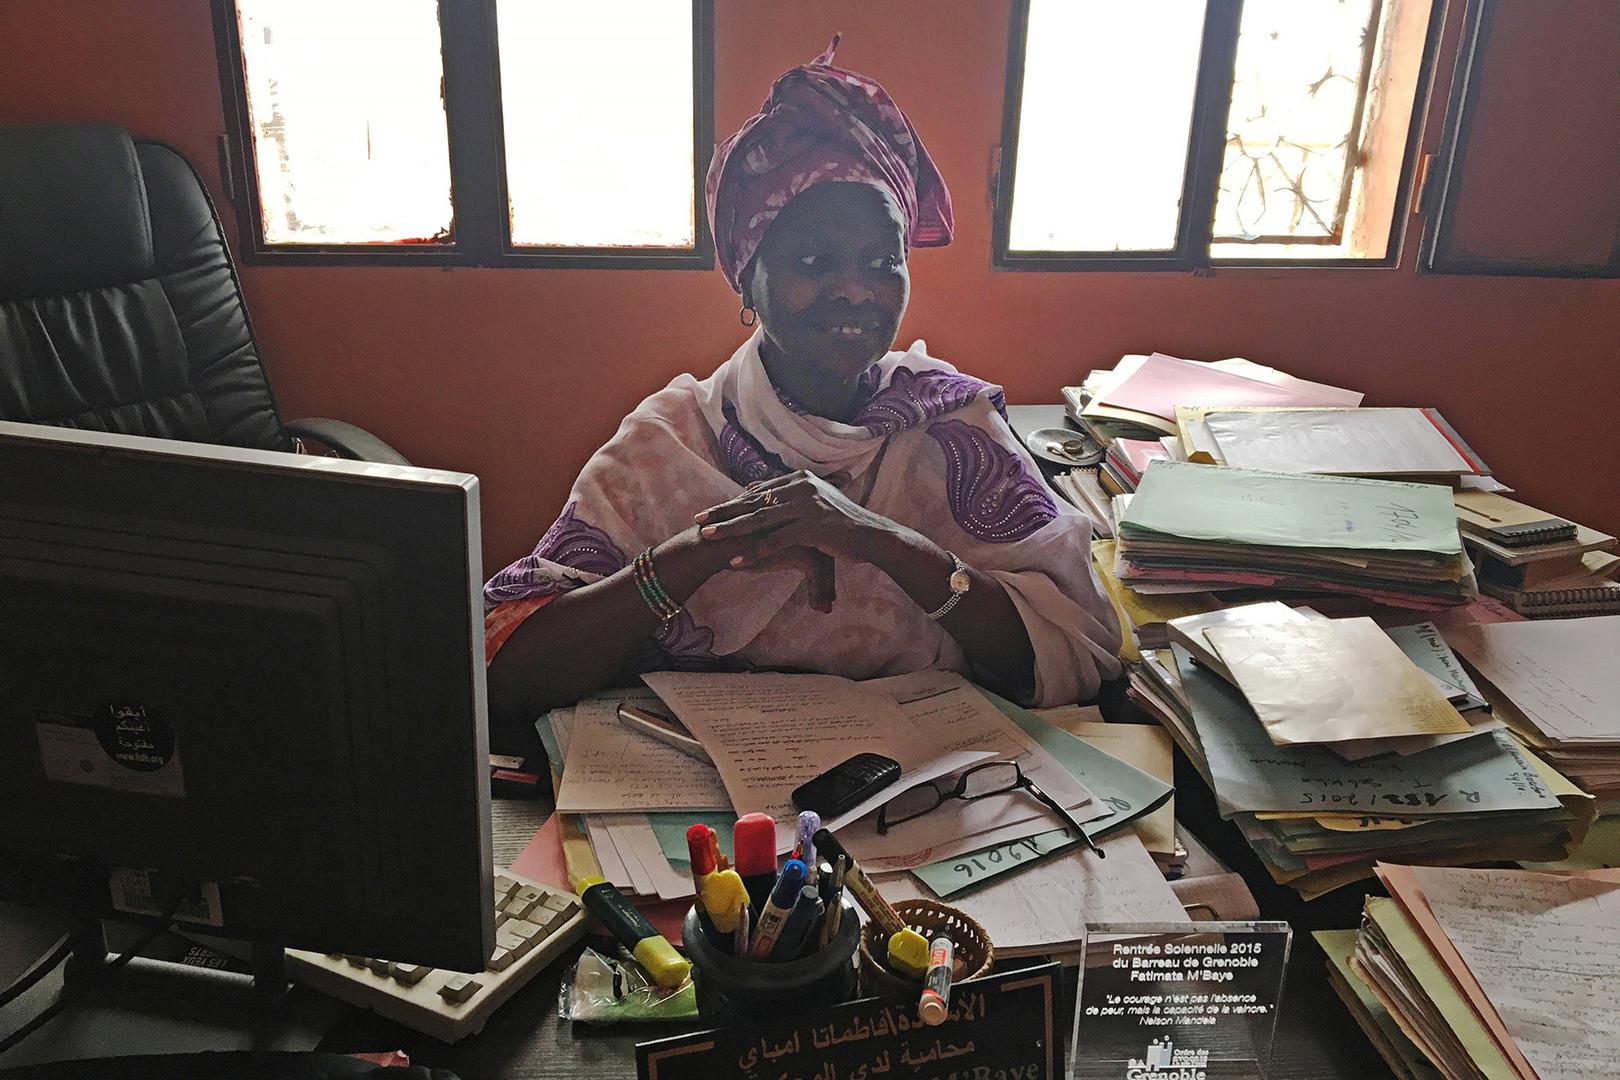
[{"xmin": 3, "ymin": 1, "xmax": 1617, "ymax": 572}]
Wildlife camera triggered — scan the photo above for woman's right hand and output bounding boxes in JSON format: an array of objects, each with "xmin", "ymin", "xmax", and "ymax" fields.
[{"xmin": 653, "ymin": 523, "xmax": 836, "ymax": 613}]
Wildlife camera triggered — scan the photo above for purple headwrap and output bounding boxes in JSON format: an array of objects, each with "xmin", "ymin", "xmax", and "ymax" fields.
[{"xmin": 705, "ymin": 35, "xmax": 954, "ymax": 293}]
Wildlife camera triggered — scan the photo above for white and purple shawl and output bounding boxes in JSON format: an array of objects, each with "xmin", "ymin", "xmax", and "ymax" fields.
[{"xmin": 484, "ymin": 331, "xmax": 1123, "ymax": 705}]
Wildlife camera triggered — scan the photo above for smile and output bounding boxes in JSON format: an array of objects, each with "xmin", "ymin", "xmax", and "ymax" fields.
[{"xmin": 824, "ymin": 324, "xmax": 878, "ymax": 337}]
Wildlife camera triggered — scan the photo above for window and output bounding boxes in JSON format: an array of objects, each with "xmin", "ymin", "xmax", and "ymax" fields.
[
  {"xmin": 996, "ymin": 0, "xmax": 1437, "ymax": 269},
  {"xmin": 214, "ymin": 0, "xmax": 712, "ymax": 267}
]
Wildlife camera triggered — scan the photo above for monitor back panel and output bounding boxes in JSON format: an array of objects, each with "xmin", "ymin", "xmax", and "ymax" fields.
[{"xmin": 0, "ymin": 427, "xmax": 493, "ymax": 972}]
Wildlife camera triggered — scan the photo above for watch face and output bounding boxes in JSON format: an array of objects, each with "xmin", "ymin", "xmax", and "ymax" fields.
[{"xmin": 949, "ymin": 569, "xmax": 972, "ymax": 594}]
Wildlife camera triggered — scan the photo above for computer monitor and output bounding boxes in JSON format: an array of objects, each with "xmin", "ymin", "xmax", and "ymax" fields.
[{"xmin": 0, "ymin": 422, "xmax": 494, "ymax": 975}]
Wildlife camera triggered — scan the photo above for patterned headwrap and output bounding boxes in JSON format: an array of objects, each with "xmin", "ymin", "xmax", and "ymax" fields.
[{"xmin": 705, "ymin": 35, "xmax": 954, "ymax": 293}]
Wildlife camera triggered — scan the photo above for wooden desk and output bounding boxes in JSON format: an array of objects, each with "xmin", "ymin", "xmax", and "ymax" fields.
[
  {"xmin": 314, "ymin": 406, "xmax": 1393, "ymax": 1076},
  {"xmin": 316, "ymin": 788, "xmax": 1393, "ymax": 1079}
]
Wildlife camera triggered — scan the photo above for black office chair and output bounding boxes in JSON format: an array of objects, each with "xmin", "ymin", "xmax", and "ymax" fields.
[{"xmin": 0, "ymin": 121, "xmax": 405, "ymax": 463}]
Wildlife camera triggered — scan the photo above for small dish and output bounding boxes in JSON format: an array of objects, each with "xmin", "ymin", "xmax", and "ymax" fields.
[{"xmin": 1025, "ymin": 427, "xmax": 1104, "ymax": 467}]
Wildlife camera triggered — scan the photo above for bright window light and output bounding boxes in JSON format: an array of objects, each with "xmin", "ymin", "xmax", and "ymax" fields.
[
  {"xmin": 1008, "ymin": 0, "xmax": 1208, "ymax": 253},
  {"xmin": 497, "ymin": 1, "xmax": 696, "ymax": 249},
  {"xmin": 235, "ymin": 0, "xmax": 454, "ymax": 246},
  {"xmin": 1006, "ymin": 0, "xmax": 1427, "ymax": 263}
]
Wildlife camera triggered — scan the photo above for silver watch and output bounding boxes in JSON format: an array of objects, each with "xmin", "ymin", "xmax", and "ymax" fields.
[{"xmin": 925, "ymin": 552, "xmax": 971, "ymax": 621}]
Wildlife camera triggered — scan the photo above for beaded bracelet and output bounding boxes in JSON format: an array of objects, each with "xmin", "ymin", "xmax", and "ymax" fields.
[{"xmin": 632, "ymin": 547, "xmax": 682, "ymax": 622}]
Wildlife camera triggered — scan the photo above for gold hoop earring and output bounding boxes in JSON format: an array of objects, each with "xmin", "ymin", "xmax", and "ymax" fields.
[{"xmin": 739, "ymin": 305, "xmax": 757, "ymax": 327}]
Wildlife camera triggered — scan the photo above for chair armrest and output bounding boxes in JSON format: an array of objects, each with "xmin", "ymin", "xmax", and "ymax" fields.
[{"xmin": 283, "ymin": 417, "xmax": 411, "ymax": 465}]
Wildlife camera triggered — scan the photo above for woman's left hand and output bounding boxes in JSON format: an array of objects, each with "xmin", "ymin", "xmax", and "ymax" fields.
[{"xmin": 692, "ymin": 470, "xmax": 913, "ymax": 569}]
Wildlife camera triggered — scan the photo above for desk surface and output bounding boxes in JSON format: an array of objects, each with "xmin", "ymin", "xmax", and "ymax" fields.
[
  {"xmin": 322, "ymin": 406, "xmax": 1396, "ymax": 1078},
  {"xmin": 319, "ymin": 757, "xmax": 1392, "ymax": 1080}
]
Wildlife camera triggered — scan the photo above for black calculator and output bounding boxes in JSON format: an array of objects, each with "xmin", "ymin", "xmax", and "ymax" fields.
[{"xmin": 791, "ymin": 753, "xmax": 902, "ymax": 818}]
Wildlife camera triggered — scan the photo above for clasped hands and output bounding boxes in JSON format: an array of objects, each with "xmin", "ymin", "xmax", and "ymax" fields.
[{"xmin": 691, "ymin": 470, "xmax": 905, "ymax": 613}]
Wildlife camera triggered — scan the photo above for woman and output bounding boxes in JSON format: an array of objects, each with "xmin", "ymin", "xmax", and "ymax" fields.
[{"xmin": 485, "ymin": 39, "xmax": 1121, "ymax": 726}]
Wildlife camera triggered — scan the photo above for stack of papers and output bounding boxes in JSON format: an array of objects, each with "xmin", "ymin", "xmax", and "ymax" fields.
[
  {"xmin": 1183, "ymin": 407, "xmax": 1491, "ymax": 482},
  {"xmin": 1099, "ymin": 437, "xmax": 1170, "ymax": 495},
  {"xmin": 1125, "ymin": 607, "xmax": 1594, "ymax": 898},
  {"xmin": 1066, "ymin": 352, "xmax": 1362, "ymax": 441},
  {"xmin": 534, "ymin": 671, "xmax": 1193, "ymax": 951},
  {"xmin": 1459, "ymin": 493, "xmax": 1620, "ymax": 616},
  {"xmin": 1341, "ymin": 864, "xmax": 1620, "ymax": 1080},
  {"xmin": 1115, "ymin": 462, "xmax": 1478, "ymax": 609},
  {"xmin": 1089, "ymin": 538, "xmax": 1226, "ymax": 661},
  {"xmin": 1448, "ymin": 617, "xmax": 1620, "ymax": 800}
]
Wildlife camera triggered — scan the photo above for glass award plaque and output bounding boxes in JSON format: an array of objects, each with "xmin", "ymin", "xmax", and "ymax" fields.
[{"xmin": 1071, "ymin": 921, "xmax": 1292, "ymax": 1080}]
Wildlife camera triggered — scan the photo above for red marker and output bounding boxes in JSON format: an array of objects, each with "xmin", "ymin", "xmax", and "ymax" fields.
[
  {"xmin": 733, "ymin": 812, "xmax": 778, "ymax": 913},
  {"xmin": 687, "ymin": 823, "xmax": 720, "ymax": 938}
]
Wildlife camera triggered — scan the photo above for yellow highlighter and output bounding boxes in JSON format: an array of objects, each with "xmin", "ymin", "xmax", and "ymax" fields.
[
  {"xmin": 700, "ymin": 868, "xmax": 748, "ymax": 934},
  {"xmin": 887, "ymin": 927, "xmax": 931, "ymax": 980},
  {"xmin": 575, "ymin": 876, "xmax": 690, "ymax": 988}
]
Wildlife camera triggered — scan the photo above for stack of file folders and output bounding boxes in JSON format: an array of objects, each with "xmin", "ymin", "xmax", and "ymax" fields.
[
  {"xmin": 1317, "ymin": 863, "xmax": 1620, "ymax": 1080},
  {"xmin": 1063, "ymin": 351, "xmax": 1362, "ymax": 443},
  {"xmin": 1098, "ymin": 437, "xmax": 1167, "ymax": 496},
  {"xmin": 1127, "ymin": 602, "xmax": 1593, "ymax": 899},
  {"xmin": 1448, "ymin": 616, "xmax": 1620, "ymax": 801},
  {"xmin": 1115, "ymin": 461, "xmax": 1478, "ymax": 609},
  {"xmin": 1456, "ymin": 491, "xmax": 1620, "ymax": 616}
]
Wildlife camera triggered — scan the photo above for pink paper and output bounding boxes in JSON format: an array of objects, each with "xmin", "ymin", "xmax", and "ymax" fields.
[
  {"xmin": 509, "ymin": 816, "xmax": 689, "ymax": 944},
  {"xmin": 1099, "ymin": 353, "xmax": 1361, "ymax": 421}
]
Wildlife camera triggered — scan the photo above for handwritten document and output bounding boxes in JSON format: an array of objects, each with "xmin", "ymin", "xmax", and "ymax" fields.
[
  {"xmin": 1174, "ymin": 646, "xmax": 1559, "ymax": 818},
  {"xmin": 554, "ymin": 691, "xmax": 732, "ymax": 812},
  {"xmin": 1411, "ymin": 865, "xmax": 1620, "ymax": 1080},
  {"xmin": 642, "ymin": 671, "xmax": 991, "ymax": 845},
  {"xmin": 883, "ymin": 830, "xmax": 1187, "ymax": 956},
  {"xmin": 1205, "ymin": 617, "xmax": 1473, "ymax": 745},
  {"xmin": 1450, "ymin": 617, "xmax": 1620, "ymax": 743},
  {"xmin": 1386, "ymin": 621, "xmax": 1488, "ymax": 708}
]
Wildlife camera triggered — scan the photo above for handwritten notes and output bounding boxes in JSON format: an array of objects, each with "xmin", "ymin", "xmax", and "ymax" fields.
[
  {"xmin": 641, "ymin": 672, "xmax": 991, "ymax": 845},
  {"xmin": 636, "ymin": 965, "xmax": 1062, "ymax": 1080},
  {"xmin": 1409, "ymin": 866, "xmax": 1620, "ymax": 1080},
  {"xmin": 554, "ymin": 692, "xmax": 732, "ymax": 812},
  {"xmin": 884, "ymin": 831, "xmax": 1187, "ymax": 956},
  {"xmin": 642, "ymin": 672, "xmax": 913, "ymax": 820},
  {"xmin": 1386, "ymin": 621, "xmax": 1488, "ymax": 709},
  {"xmin": 1172, "ymin": 646, "xmax": 1559, "ymax": 818},
  {"xmin": 1204, "ymin": 618, "xmax": 1473, "ymax": 745},
  {"xmin": 1449, "ymin": 617, "xmax": 1620, "ymax": 744}
]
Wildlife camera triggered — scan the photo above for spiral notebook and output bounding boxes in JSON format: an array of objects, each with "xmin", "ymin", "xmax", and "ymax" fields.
[{"xmin": 1455, "ymin": 491, "xmax": 1577, "ymax": 547}]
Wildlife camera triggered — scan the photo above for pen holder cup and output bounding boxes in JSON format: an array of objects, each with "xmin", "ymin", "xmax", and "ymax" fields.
[
  {"xmin": 858, "ymin": 899, "xmax": 994, "ymax": 1002},
  {"xmin": 682, "ymin": 898, "xmax": 861, "ymax": 1026}
]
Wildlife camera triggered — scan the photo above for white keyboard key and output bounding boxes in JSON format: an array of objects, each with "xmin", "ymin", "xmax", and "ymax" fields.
[
  {"xmin": 486, "ymin": 947, "xmax": 515, "ymax": 972},
  {"xmin": 391, "ymin": 964, "xmax": 431, "ymax": 986},
  {"xmin": 506, "ymin": 886, "xmax": 543, "ymax": 919},
  {"xmin": 439, "ymin": 974, "xmax": 481, "ymax": 1004},
  {"xmin": 541, "ymin": 893, "xmax": 577, "ymax": 915},
  {"xmin": 507, "ymin": 919, "xmax": 543, "ymax": 944},
  {"xmin": 493, "ymin": 874, "xmax": 518, "ymax": 901}
]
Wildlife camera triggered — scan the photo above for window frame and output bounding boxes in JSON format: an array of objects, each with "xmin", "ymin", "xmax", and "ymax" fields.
[
  {"xmin": 1419, "ymin": 0, "xmax": 1620, "ymax": 279},
  {"xmin": 992, "ymin": 0, "xmax": 1441, "ymax": 272},
  {"xmin": 211, "ymin": 0, "xmax": 715, "ymax": 269}
]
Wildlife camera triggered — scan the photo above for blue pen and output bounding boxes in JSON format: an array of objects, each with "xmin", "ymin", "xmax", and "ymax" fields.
[
  {"xmin": 768, "ymin": 885, "xmax": 825, "ymax": 962},
  {"xmin": 794, "ymin": 810, "xmax": 820, "ymax": 880},
  {"xmin": 746, "ymin": 858, "xmax": 805, "ymax": 960}
]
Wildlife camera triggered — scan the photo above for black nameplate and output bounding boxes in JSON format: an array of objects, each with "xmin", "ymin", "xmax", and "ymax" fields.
[{"xmin": 638, "ymin": 964, "xmax": 1062, "ymax": 1080}]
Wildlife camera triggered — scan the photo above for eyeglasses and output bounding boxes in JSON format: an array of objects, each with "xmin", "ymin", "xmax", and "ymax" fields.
[{"xmin": 874, "ymin": 759, "xmax": 1105, "ymax": 859}]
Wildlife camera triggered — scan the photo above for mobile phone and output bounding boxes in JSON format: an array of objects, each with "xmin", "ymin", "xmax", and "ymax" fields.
[{"xmin": 791, "ymin": 753, "xmax": 902, "ymax": 819}]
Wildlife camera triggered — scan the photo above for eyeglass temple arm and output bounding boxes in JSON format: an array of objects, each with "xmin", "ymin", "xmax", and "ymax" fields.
[{"xmin": 1024, "ymin": 777, "xmax": 1106, "ymax": 860}]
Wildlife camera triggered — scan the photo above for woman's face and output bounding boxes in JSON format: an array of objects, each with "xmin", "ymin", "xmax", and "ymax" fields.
[{"xmin": 746, "ymin": 181, "xmax": 910, "ymax": 384}]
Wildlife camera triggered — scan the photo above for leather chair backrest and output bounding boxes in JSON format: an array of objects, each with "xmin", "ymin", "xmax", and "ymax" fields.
[{"xmin": 0, "ymin": 122, "xmax": 289, "ymax": 450}]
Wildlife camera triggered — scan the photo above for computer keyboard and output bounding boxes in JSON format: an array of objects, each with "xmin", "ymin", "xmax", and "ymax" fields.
[{"xmin": 285, "ymin": 867, "xmax": 587, "ymax": 1042}]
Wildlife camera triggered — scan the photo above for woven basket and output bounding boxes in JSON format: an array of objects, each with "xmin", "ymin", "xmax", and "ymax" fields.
[{"xmin": 857, "ymin": 898, "xmax": 994, "ymax": 1000}]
